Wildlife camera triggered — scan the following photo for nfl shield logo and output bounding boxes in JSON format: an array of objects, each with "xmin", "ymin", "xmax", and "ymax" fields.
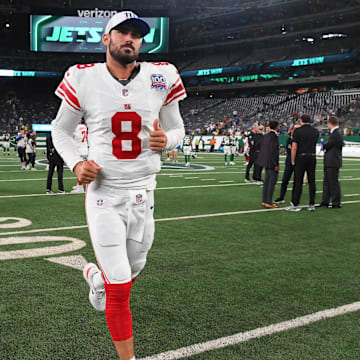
[
  {"xmin": 97, "ymin": 199, "xmax": 104, "ymax": 206},
  {"xmin": 151, "ymin": 74, "xmax": 166, "ymax": 91},
  {"xmin": 122, "ymin": 89, "xmax": 129, "ymax": 96},
  {"xmin": 136, "ymin": 194, "xmax": 142, "ymax": 203}
]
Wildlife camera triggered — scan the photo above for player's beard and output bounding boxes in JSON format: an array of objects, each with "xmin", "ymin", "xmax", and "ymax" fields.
[{"xmin": 109, "ymin": 38, "xmax": 139, "ymax": 66}]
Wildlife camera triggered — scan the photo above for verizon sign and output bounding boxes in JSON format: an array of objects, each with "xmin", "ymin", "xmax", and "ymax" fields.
[{"xmin": 77, "ymin": 8, "xmax": 118, "ymax": 18}]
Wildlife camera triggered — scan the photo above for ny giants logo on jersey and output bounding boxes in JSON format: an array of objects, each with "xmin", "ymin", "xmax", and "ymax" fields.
[{"xmin": 151, "ymin": 74, "xmax": 166, "ymax": 91}]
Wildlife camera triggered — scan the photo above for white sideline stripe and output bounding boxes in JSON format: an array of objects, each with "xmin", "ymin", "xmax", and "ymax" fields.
[
  {"xmin": 0, "ymin": 177, "xmax": 76, "ymax": 182},
  {"xmin": 1, "ymin": 178, "xmax": 360, "ymax": 198},
  {"xmin": 219, "ymin": 180, "xmax": 234, "ymax": 183},
  {"xmin": 184, "ymin": 177, "xmax": 199, "ymax": 179},
  {"xmin": 1, "ymin": 168, "xmax": 359, "ymax": 181},
  {"xmin": 344, "ymin": 193, "xmax": 360, "ymax": 197},
  {"xmin": 1, "ymin": 200, "xmax": 359, "ymax": 236},
  {"xmin": 139, "ymin": 301, "xmax": 360, "ymax": 360},
  {"xmin": 200, "ymin": 179, "xmax": 216, "ymax": 181}
]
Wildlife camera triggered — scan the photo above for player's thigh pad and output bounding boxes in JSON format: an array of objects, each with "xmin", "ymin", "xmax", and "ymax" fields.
[
  {"xmin": 86, "ymin": 185, "xmax": 132, "ymax": 284},
  {"xmin": 127, "ymin": 190, "xmax": 155, "ymax": 279}
]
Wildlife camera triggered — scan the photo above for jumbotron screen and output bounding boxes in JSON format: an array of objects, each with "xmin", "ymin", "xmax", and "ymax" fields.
[{"xmin": 30, "ymin": 15, "xmax": 169, "ymax": 53}]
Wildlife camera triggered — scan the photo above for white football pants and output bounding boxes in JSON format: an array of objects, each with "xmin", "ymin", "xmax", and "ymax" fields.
[{"xmin": 85, "ymin": 183, "xmax": 155, "ymax": 285}]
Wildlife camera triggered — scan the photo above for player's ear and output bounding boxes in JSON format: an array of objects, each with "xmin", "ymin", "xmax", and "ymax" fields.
[{"xmin": 102, "ymin": 33, "xmax": 110, "ymax": 46}]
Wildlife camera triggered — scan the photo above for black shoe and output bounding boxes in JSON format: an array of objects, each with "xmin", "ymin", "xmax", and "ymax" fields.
[
  {"xmin": 332, "ymin": 204, "xmax": 342, "ymax": 209},
  {"xmin": 315, "ymin": 203, "xmax": 329, "ymax": 208},
  {"xmin": 274, "ymin": 198, "xmax": 285, "ymax": 204}
]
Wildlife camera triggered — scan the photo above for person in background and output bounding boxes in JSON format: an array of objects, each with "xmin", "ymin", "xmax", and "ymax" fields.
[
  {"xmin": 253, "ymin": 125, "xmax": 264, "ymax": 184},
  {"xmin": 3, "ymin": 131, "xmax": 11, "ymax": 155},
  {"xmin": 245, "ymin": 123, "xmax": 259, "ymax": 183},
  {"xmin": 46, "ymin": 133, "xmax": 65, "ymax": 194},
  {"xmin": 257, "ymin": 121, "xmax": 280, "ymax": 208},
  {"xmin": 183, "ymin": 132, "xmax": 192, "ymax": 167},
  {"xmin": 317, "ymin": 116, "xmax": 344, "ymax": 209},
  {"xmin": 274, "ymin": 124, "xmax": 300, "ymax": 204},
  {"xmin": 16, "ymin": 129, "xmax": 27, "ymax": 170},
  {"xmin": 172, "ymin": 145, "xmax": 179, "ymax": 163},
  {"xmin": 286, "ymin": 114, "xmax": 319, "ymax": 212},
  {"xmin": 210, "ymin": 136, "xmax": 216, "ymax": 152},
  {"xmin": 25, "ymin": 131, "xmax": 36, "ymax": 170}
]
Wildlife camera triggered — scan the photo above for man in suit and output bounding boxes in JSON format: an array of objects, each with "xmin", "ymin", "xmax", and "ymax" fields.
[
  {"xmin": 286, "ymin": 114, "xmax": 319, "ymax": 212},
  {"xmin": 317, "ymin": 116, "xmax": 344, "ymax": 208},
  {"xmin": 257, "ymin": 121, "xmax": 280, "ymax": 208},
  {"xmin": 245, "ymin": 123, "xmax": 259, "ymax": 183},
  {"xmin": 46, "ymin": 133, "xmax": 65, "ymax": 194}
]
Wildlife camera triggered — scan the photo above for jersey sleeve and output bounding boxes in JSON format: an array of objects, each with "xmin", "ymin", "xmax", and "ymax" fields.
[
  {"xmin": 55, "ymin": 65, "xmax": 82, "ymax": 113},
  {"xmin": 163, "ymin": 64, "xmax": 187, "ymax": 107}
]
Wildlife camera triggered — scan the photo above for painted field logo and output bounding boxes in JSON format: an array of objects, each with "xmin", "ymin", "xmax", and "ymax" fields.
[{"xmin": 161, "ymin": 163, "xmax": 215, "ymax": 171}]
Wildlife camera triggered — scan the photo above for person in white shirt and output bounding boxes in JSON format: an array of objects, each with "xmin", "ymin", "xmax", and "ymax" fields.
[{"xmin": 51, "ymin": 10, "xmax": 185, "ymax": 360}]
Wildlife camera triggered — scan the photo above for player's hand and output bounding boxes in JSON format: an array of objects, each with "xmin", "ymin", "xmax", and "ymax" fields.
[
  {"xmin": 291, "ymin": 160, "xmax": 295, "ymax": 166},
  {"xmin": 73, "ymin": 160, "xmax": 102, "ymax": 184},
  {"xmin": 275, "ymin": 166, "xmax": 280, "ymax": 172},
  {"xmin": 150, "ymin": 119, "xmax": 167, "ymax": 151}
]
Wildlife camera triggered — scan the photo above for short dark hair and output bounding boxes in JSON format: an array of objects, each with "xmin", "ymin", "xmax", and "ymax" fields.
[
  {"xmin": 328, "ymin": 116, "xmax": 339, "ymax": 126},
  {"xmin": 269, "ymin": 120, "xmax": 279, "ymax": 130},
  {"xmin": 301, "ymin": 114, "xmax": 311, "ymax": 123}
]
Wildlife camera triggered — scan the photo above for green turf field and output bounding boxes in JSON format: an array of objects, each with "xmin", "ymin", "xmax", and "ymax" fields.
[{"xmin": 1, "ymin": 150, "xmax": 360, "ymax": 360}]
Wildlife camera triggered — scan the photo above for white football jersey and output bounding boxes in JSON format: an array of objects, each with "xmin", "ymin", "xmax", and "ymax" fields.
[
  {"xmin": 55, "ymin": 62, "xmax": 186, "ymax": 189},
  {"xmin": 73, "ymin": 123, "xmax": 88, "ymax": 158}
]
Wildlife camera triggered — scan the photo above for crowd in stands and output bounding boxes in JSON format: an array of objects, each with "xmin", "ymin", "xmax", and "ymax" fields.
[
  {"xmin": 1, "ymin": 91, "xmax": 59, "ymax": 133},
  {"xmin": 2, "ymin": 86, "xmax": 360, "ymax": 138},
  {"xmin": 180, "ymin": 91, "xmax": 360, "ymax": 136}
]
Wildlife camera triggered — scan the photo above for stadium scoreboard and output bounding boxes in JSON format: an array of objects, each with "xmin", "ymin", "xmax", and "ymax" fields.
[{"xmin": 30, "ymin": 15, "xmax": 169, "ymax": 53}]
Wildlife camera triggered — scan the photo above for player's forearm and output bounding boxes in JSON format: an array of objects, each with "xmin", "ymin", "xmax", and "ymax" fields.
[
  {"xmin": 52, "ymin": 102, "xmax": 83, "ymax": 171},
  {"xmin": 159, "ymin": 102, "xmax": 185, "ymax": 150},
  {"xmin": 164, "ymin": 127, "xmax": 185, "ymax": 150}
]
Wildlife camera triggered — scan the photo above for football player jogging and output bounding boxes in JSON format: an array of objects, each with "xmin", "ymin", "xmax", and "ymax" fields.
[
  {"xmin": 71, "ymin": 119, "xmax": 88, "ymax": 193},
  {"xmin": 183, "ymin": 132, "xmax": 192, "ymax": 166},
  {"xmin": 51, "ymin": 11, "xmax": 186, "ymax": 360},
  {"xmin": 3, "ymin": 132, "xmax": 11, "ymax": 155}
]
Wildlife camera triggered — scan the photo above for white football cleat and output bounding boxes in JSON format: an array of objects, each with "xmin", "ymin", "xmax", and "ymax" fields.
[
  {"xmin": 83, "ymin": 263, "xmax": 106, "ymax": 312},
  {"xmin": 71, "ymin": 185, "xmax": 85, "ymax": 193}
]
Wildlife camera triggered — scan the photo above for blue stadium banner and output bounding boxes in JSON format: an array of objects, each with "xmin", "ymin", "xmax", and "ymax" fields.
[{"xmin": 30, "ymin": 15, "xmax": 169, "ymax": 53}]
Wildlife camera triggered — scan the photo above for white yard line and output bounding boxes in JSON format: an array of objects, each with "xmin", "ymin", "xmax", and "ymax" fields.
[
  {"xmin": 0, "ymin": 177, "xmax": 76, "ymax": 182},
  {"xmin": 219, "ymin": 180, "xmax": 235, "ymax": 183},
  {"xmin": 344, "ymin": 194, "xmax": 360, "ymax": 197},
  {"xmin": 0, "ymin": 168, "xmax": 359, "ymax": 181},
  {"xmin": 139, "ymin": 301, "xmax": 360, "ymax": 360},
  {"xmin": 1, "ymin": 178, "xmax": 360, "ymax": 198},
  {"xmin": 1, "ymin": 200, "xmax": 359, "ymax": 236}
]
